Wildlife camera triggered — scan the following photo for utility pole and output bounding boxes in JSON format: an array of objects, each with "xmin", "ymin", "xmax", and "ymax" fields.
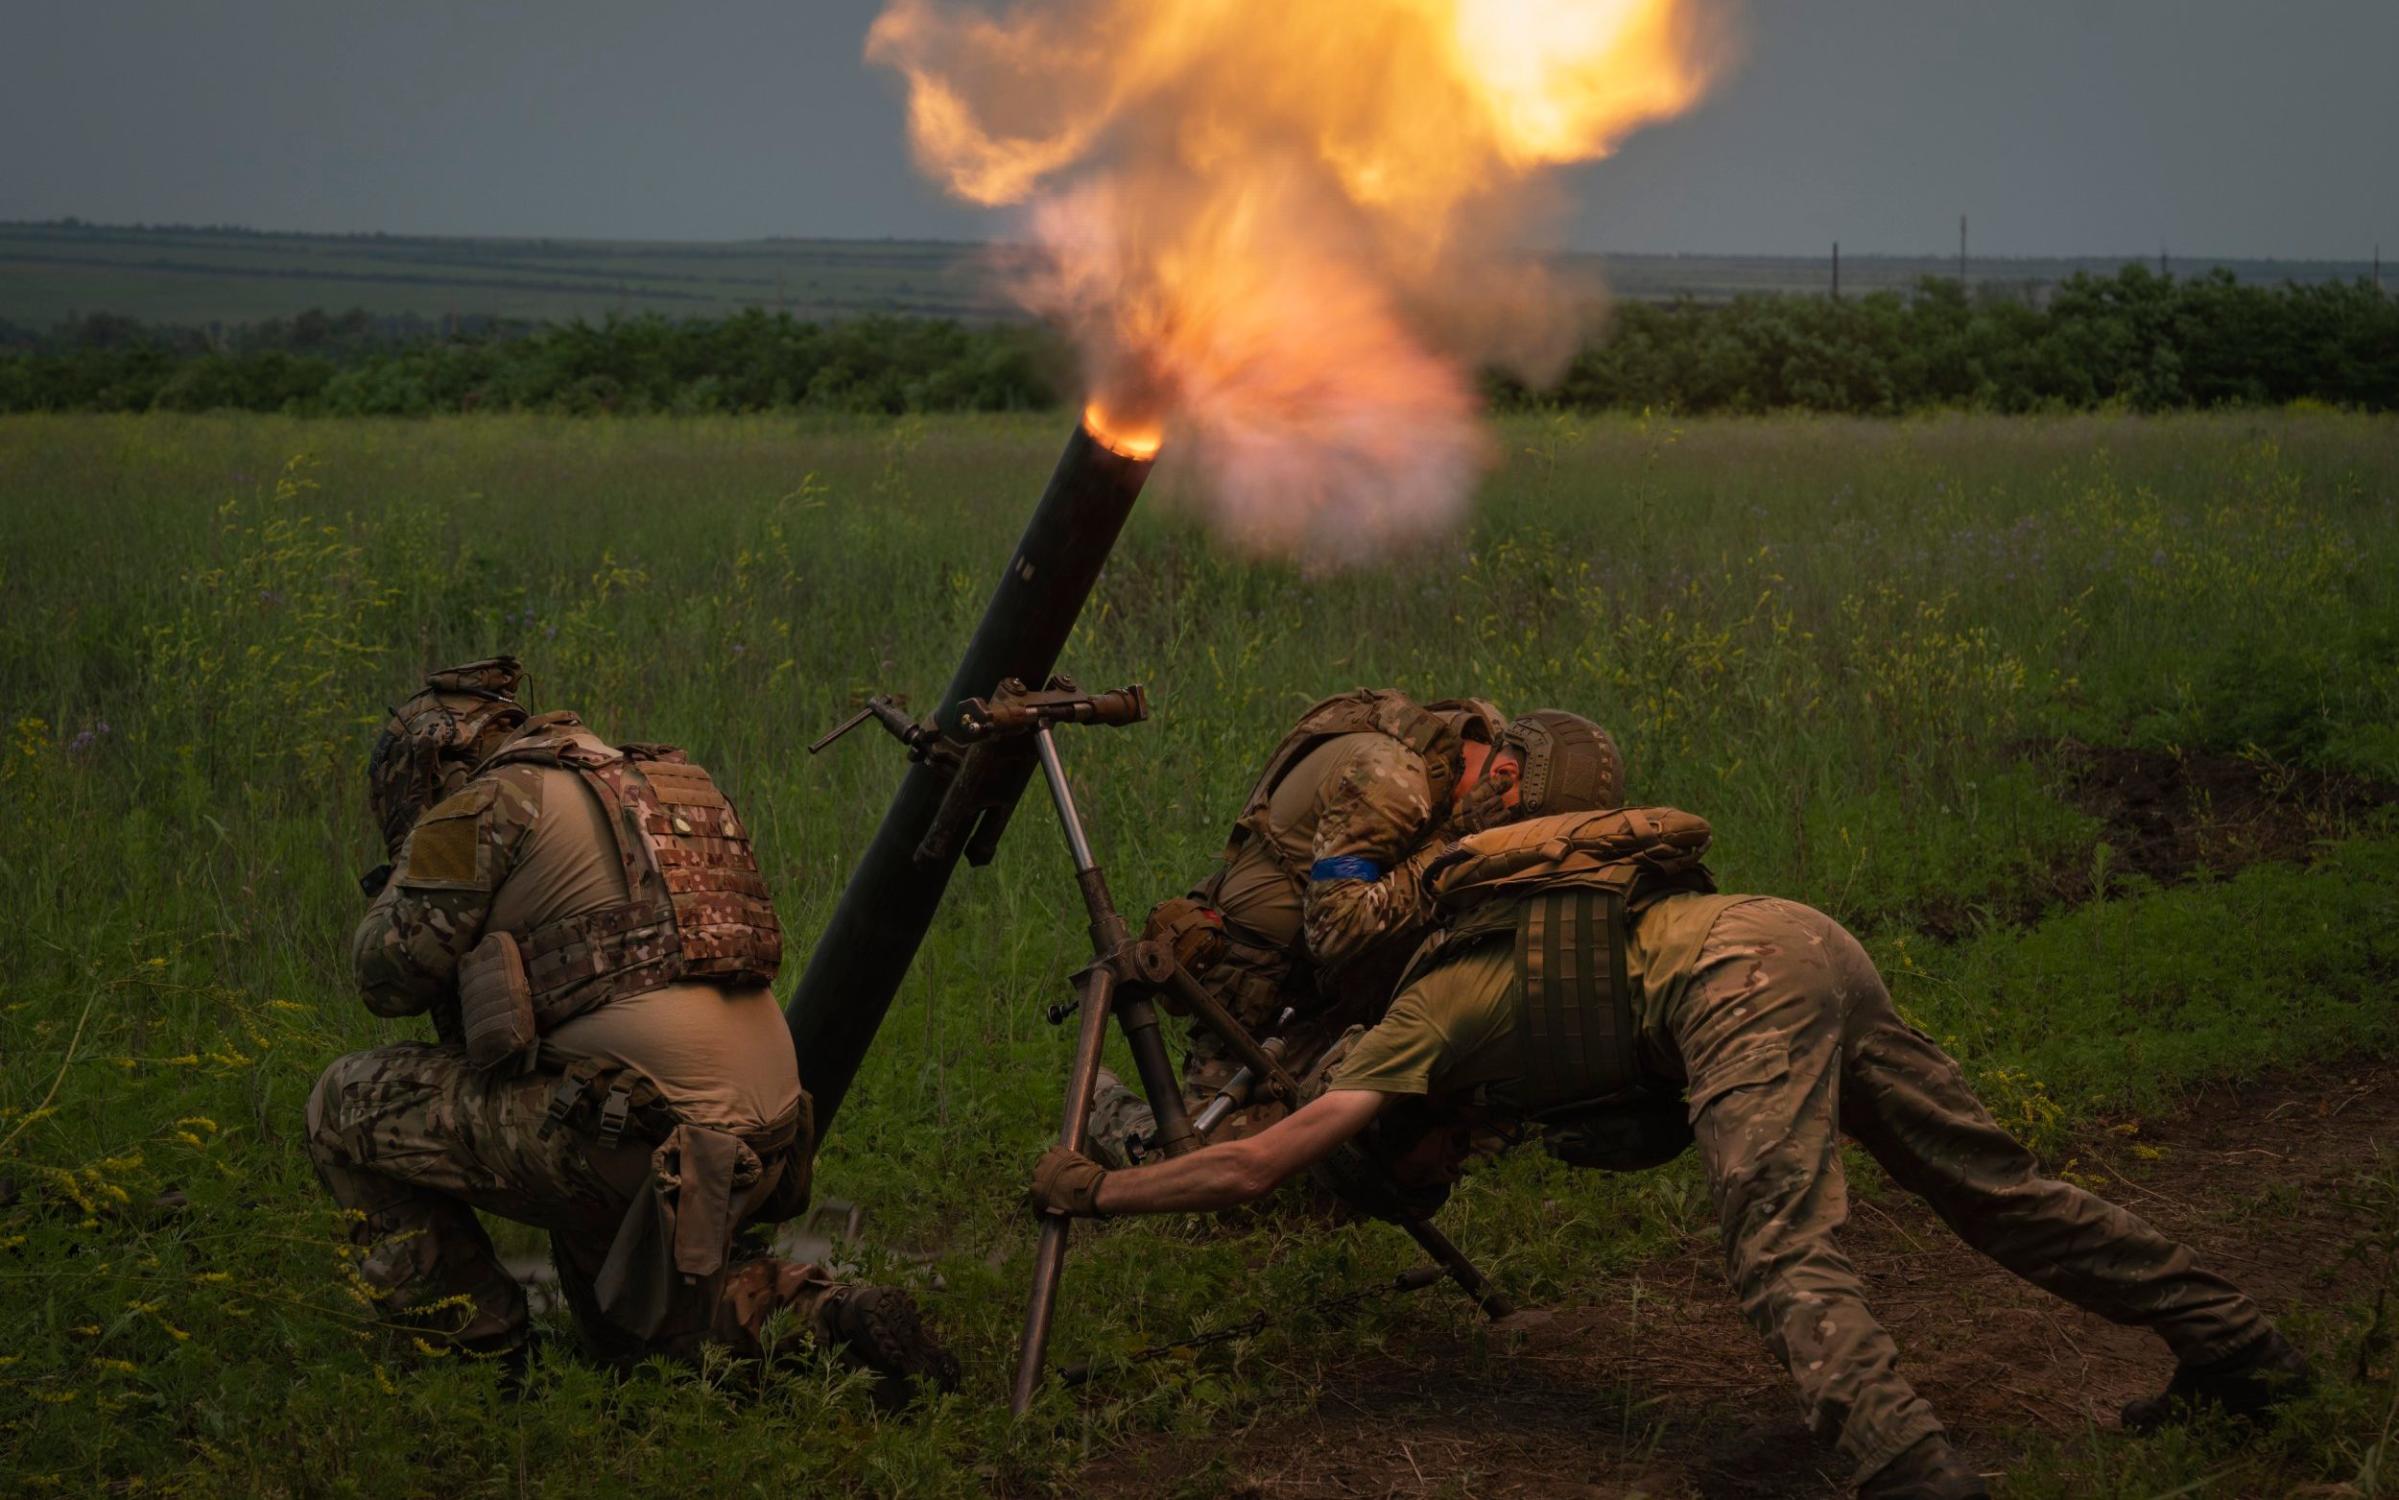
[
  {"xmin": 1958, "ymin": 214, "xmax": 1969, "ymax": 289},
  {"xmin": 2376, "ymin": 244, "xmax": 2384, "ymax": 296},
  {"xmin": 2159, "ymin": 240, "xmax": 2170, "ymax": 278},
  {"xmin": 1832, "ymin": 240, "xmax": 1841, "ymax": 301}
]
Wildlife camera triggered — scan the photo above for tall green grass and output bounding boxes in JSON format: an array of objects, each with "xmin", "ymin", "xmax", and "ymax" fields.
[{"xmin": 2, "ymin": 410, "xmax": 2396, "ymax": 1494}]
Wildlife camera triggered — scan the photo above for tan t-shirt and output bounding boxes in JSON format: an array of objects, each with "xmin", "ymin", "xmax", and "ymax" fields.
[
  {"xmin": 491, "ymin": 761, "xmax": 802, "ymax": 1133},
  {"xmin": 1328, "ymin": 891, "xmax": 1754, "ymax": 1101}
]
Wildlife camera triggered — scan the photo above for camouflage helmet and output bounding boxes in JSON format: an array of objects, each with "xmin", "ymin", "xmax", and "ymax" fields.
[
  {"xmin": 1426, "ymin": 696, "xmax": 1507, "ymax": 747},
  {"xmin": 367, "ymin": 656, "xmax": 529, "ymax": 857},
  {"xmin": 1498, "ymin": 710, "xmax": 1622, "ymax": 817}
]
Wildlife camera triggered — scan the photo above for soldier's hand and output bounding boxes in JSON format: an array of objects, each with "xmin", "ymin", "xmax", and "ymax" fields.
[
  {"xmin": 1030, "ymin": 1146, "xmax": 1110, "ymax": 1218},
  {"xmin": 1451, "ymin": 766, "xmax": 1520, "ymax": 835}
]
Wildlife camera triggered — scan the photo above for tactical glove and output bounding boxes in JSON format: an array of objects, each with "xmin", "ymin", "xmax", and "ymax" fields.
[{"xmin": 1030, "ymin": 1146, "xmax": 1110, "ymax": 1218}]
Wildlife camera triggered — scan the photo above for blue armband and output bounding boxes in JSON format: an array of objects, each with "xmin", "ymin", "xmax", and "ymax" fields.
[{"xmin": 1308, "ymin": 856, "xmax": 1384, "ymax": 883}]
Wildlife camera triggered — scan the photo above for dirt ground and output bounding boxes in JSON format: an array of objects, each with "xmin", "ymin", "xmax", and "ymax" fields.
[
  {"xmin": 2048, "ymin": 739, "xmax": 2395, "ymax": 887},
  {"xmin": 1085, "ymin": 1061, "xmax": 2397, "ymax": 1500}
]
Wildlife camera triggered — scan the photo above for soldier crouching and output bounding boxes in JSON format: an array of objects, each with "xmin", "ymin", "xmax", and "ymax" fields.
[{"xmin": 307, "ymin": 657, "xmax": 957, "ymax": 1396}]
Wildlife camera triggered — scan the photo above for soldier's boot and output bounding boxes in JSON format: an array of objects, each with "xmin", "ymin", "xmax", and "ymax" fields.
[
  {"xmin": 815, "ymin": 1283, "xmax": 962, "ymax": 1407},
  {"xmin": 2121, "ymin": 1328, "xmax": 2313, "ymax": 1434},
  {"xmin": 1856, "ymin": 1435, "xmax": 1990, "ymax": 1500},
  {"xmin": 354, "ymin": 1207, "xmax": 530, "ymax": 1358}
]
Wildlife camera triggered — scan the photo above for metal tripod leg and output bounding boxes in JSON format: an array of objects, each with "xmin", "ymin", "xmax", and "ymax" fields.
[{"xmin": 1012, "ymin": 725, "xmax": 1197, "ymax": 1412}]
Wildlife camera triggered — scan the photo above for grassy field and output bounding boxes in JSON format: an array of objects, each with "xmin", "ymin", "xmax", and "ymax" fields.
[
  {"xmin": 2, "ymin": 410, "xmax": 2397, "ymax": 1494},
  {"xmin": 7, "ymin": 221, "xmax": 2382, "ymax": 327}
]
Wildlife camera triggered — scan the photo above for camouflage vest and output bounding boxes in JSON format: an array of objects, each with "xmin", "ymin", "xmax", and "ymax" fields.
[
  {"xmin": 480, "ymin": 716, "xmax": 783, "ymax": 1030},
  {"xmin": 1425, "ymin": 808, "xmax": 1716, "ymax": 1124}
]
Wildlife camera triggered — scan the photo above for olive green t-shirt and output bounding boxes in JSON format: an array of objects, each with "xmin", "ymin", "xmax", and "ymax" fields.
[{"xmin": 1327, "ymin": 890, "xmax": 1754, "ymax": 1099}]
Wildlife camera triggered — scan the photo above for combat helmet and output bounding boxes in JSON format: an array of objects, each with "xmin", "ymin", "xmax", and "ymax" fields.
[
  {"xmin": 367, "ymin": 656, "xmax": 530, "ymax": 858},
  {"xmin": 1426, "ymin": 696, "xmax": 1507, "ymax": 748},
  {"xmin": 1498, "ymin": 710, "xmax": 1622, "ymax": 817}
]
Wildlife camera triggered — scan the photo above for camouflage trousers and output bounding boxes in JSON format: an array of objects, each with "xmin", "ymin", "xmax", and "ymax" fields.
[
  {"xmin": 1671, "ymin": 898, "xmax": 2268, "ymax": 1484},
  {"xmin": 305, "ymin": 1042, "xmax": 830, "ymax": 1364}
]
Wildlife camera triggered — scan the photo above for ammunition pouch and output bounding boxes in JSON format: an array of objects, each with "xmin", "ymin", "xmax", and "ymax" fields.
[
  {"xmin": 531, "ymin": 1046, "xmax": 815, "ymax": 1340},
  {"xmin": 458, "ymin": 931, "xmax": 538, "ymax": 1073}
]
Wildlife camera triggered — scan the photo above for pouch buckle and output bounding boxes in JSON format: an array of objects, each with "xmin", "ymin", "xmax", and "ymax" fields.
[{"xmin": 596, "ymin": 1083, "xmax": 633, "ymax": 1149}]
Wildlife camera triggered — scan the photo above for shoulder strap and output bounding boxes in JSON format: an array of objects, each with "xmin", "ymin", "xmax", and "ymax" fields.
[{"xmin": 479, "ymin": 711, "xmax": 619, "ymax": 773}]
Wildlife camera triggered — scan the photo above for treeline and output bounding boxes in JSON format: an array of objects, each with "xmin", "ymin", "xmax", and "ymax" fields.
[
  {"xmin": 1522, "ymin": 269, "xmax": 2399, "ymax": 414},
  {"xmin": 0, "ymin": 310, "xmax": 1062, "ymax": 416},
  {"xmin": 2, "ymin": 268, "xmax": 2392, "ymax": 417}
]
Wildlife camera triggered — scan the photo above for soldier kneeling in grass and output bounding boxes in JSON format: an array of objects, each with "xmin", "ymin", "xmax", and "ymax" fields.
[
  {"xmin": 307, "ymin": 658, "xmax": 957, "ymax": 1397},
  {"xmin": 1031, "ymin": 748, "xmax": 2309, "ymax": 1500}
]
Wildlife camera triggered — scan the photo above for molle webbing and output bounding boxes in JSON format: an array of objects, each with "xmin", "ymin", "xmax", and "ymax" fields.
[
  {"xmin": 1513, "ymin": 889, "xmax": 1638, "ymax": 1116},
  {"xmin": 613, "ymin": 754, "xmax": 781, "ymax": 985},
  {"xmin": 486, "ymin": 732, "xmax": 780, "ymax": 1028}
]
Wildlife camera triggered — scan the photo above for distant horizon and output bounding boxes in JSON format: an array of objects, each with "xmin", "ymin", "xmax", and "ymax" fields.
[{"xmin": 8, "ymin": 217, "xmax": 2382, "ymax": 271}]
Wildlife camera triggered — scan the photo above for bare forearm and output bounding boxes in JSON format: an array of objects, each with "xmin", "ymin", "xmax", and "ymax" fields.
[
  {"xmin": 1095, "ymin": 1140, "xmax": 1278, "ymax": 1215},
  {"xmin": 1087, "ymin": 1091, "xmax": 1391, "ymax": 1217}
]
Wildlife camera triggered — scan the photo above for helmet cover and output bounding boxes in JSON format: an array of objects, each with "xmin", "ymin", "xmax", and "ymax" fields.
[
  {"xmin": 367, "ymin": 656, "xmax": 529, "ymax": 857},
  {"xmin": 1499, "ymin": 710, "xmax": 1623, "ymax": 818}
]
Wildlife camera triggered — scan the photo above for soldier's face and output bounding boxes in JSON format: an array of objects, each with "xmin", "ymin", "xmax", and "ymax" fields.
[{"xmin": 1455, "ymin": 743, "xmax": 1523, "ymax": 810}]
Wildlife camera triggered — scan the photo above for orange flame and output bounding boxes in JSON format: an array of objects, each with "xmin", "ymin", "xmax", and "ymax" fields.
[
  {"xmin": 1083, "ymin": 402, "xmax": 1162, "ymax": 460},
  {"xmin": 872, "ymin": 0, "xmax": 1734, "ymax": 563}
]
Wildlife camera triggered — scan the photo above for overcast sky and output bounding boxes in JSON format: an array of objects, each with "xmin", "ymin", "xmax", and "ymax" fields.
[{"xmin": 4, "ymin": 0, "xmax": 2390, "ymax": 259}]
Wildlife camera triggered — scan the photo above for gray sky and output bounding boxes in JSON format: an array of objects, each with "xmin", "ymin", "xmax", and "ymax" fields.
[{"xmin": 4, "ymin": 0, "xmax": 2390, "ymax": 259}]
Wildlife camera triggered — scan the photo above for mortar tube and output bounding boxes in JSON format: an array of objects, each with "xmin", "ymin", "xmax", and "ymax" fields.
[{"xmin": 784, "ymin": 420, "xmax": 1157, "ymax": 1135}]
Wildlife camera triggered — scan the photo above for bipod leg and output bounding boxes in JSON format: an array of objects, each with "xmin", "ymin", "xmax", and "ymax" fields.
[
  {"xmin": 1117, "ymin": 987, "xmax": 1200, "ymax": 1157},
  {"xmin": 1011, "ymin": 958, "xmax": 1117, "ymax": 1415},
  {"xmin": 1011, "ymin": 724, "xmax": 1197, "ymax": 1411}
]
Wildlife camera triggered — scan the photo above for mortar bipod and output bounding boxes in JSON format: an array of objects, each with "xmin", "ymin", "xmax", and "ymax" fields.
[{"xmin": 817, "ymin": 673, "xmax": 1513, "ymax": 1411}]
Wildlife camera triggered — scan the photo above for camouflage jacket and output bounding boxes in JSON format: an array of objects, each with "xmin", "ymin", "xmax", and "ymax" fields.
[
  {"xmin": 1296, "ymin": 735, "xmax": 1449, "ymax": 977},
  {"xmin": 352, "ymin": 767, "xmax": 545, "ymax": 1021}
]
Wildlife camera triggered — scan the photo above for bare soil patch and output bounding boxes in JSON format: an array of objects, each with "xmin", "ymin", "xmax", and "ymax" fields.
[
  {"xmin": 2047, "ymin": 739, "xmax": 2395, "ymax": 889},
  {"xmin": 1085, "ymin": 1062, "xmax": 2399, "ymax": 1499}
]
